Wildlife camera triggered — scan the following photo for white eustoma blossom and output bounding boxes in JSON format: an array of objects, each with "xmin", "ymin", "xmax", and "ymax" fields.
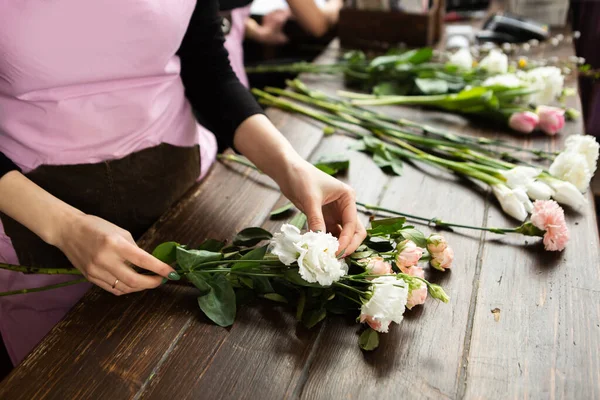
[
  {"xmin": 479, "ymin": 49, "xmax": 508, "ymax": 74},
  {"xmin": 520, "ymin": 66, "xmax": 564, "ymax": 105},
  {"xmin": 500, "ymin": 166, "xmax": 554, "ymax": 200},
  {"xmin": 564, "ymin": 135, "xmax": 599, "ymax": 175},
  {"xmin": 448, "ymin": 48, "xmax": 473, "ymax": 70},
  {"xmin": 483, "ymin": 73, "xmax": 522, "ymax": 88},
  {"xmin": 543, "ymin": 179, "xmax": 587, "ymax": 210},
  {"xmin": 270, "ymin": 224, "xmax": 303, "ymax": 265},
  {"xmin": 269, "ymin": 224, "xmax": 348, "ymax": 286},
  {"xmin": 492, "ymin": 184, "xmax": 530, "ymax": 221},
  {"xmin": 360, "ymin": 276, "xmax": 409, "ymax": 333},
  {"xmin": 549, "ymin": 152, "xmax": 593, "ymax": 192}
]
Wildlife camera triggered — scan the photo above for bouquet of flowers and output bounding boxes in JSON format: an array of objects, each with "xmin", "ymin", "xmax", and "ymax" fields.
[{"xmin": 0, "ymin": 217, "xmax": 451, "ymax": 350}]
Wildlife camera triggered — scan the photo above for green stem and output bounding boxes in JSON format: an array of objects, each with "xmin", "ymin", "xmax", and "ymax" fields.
[
  {"xmin": 335, "ymin": 290, "xmax": 363, "ymax": 306},
  {"xmin": 188, "ymin": 269, "xmax": 284, "ymax": 277},
  {"xmin": 0, "ymin": 263, "xmax": 83, "ymax": 275},
  {"xmin": 333, "ymin": 281, "xmax": 367, "ymax": 295},
  {"xmin": 189, "ymin": 259, "xmax": 284, "ymax": 271},
  {"xmin": 355, "ymin": 201, "xmax": 517, "ymax": 234},
  {"xmin": 0, "ymin": 278, "xmax": 88, "ymax": 297},
  {"xmin": 218, "ymin": 154, "xmax": 261, "ymax": 171}
]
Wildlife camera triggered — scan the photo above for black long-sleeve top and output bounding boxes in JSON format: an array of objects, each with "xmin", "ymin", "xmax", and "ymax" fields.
[{"xmin": 0, "ymin": 0, "xmax": 262, "ymax": 179}]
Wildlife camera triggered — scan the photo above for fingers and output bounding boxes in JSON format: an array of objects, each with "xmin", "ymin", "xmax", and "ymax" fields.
[
  {"xmin": 345, "ymin": 220, "xmax": 367, "ymax": 257},
  {"xmin": 115, "ymin": 237, "xmax": 176, "ymax": 279},
  {"xmin": 306, "ymin": 201, "xmax": 327, "ymax": 233},
  {"xmin": 336, "ymin": 195, "xmax": 358, "ymax": 256},
  {"xmin": 105, "ymin": 260, "xmax": 164, "ymax": 291}
]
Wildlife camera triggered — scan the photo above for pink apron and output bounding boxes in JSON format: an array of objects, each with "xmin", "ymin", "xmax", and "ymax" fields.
[{"xmin": 0, "ymin": 1, "xmax": 250, "ymax": 365}]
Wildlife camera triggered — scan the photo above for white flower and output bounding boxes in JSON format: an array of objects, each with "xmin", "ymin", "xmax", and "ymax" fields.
[
  {"xmin": 564, "ymin": 135, "xmax": 599, "ymax": 175},
  {"xmin": 492, "ymin": 184, "xmax": 529, "ymax": 221},
  {"xmin": 294, "ymin": 231, "xmax": 348, "ymax": 286},
  {"xmin": 526, "ymin": 180, "xmax": 555, "ymax": 200},
  {"xmin": 549, "ymin": 152, "xmax": 593, "ymax": 192},
  {"xmin": 448, "ymin": 48, "xmax": 473, "ymax": 70},
  {"xmin": 500, "ymin": 166, "xmax": 553, "ymax": 200},
  {"xmin": 483, "ymin": 73, "xmax": 523, "ymax": 88},
  {"xmin": 479, "ymin": 49, "xmax": 508, "ymax": 74},
  {"xmin": 543, "ymin": 179, "xmax": 587, "ymax": 210},
  {"xmin": 269, "ymin": 224, "xmax": 303, "ymax": 265},
  {"xmin": 360, "ymin": 276, "xmax": 409, "ymax": 333},
  {"xmin": 520, "ymin": 66, "xmax": 564, "ymax": 105}
]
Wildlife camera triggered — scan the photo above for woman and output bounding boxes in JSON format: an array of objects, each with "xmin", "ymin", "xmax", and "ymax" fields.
[{"xmin": 0, "ymin": 0, "xmax": 366, "ymax": 366}]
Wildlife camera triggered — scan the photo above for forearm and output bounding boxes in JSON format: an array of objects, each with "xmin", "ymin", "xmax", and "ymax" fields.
[
  {"xmin": 245, "ymin": 18, "xmax": 263, "ymax": 42},
  {"xmin": 287, "ymin": 0, "xmax": 341, "ymax": 37},
  {"xmin": 0, "ymin": 171, "xmax": 81, "ymax": 246},
  {"xmin": 233, "ymin": 114, "xmax": 304, "ymax": 184}
]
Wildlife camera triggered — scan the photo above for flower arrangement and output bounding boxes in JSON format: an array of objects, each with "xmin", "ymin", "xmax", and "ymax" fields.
[{"xmin": 0, "ymin": 217, "xmax": 451, "ymax": 350}]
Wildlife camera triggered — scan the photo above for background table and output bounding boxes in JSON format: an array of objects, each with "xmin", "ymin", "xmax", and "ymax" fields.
[{"xmin": 1, "ymin": 33, "xmax": 599, "ymax": 400}]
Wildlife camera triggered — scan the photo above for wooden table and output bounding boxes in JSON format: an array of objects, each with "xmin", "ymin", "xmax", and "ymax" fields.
[{"xmin": 1, "ymin": 37, "xmax": 599, "ymax": 400}]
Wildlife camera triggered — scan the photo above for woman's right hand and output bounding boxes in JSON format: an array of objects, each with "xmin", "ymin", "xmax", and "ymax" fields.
[{"xmin": 55, "ymin": 214, "xmax": 178, "ymax": 295}]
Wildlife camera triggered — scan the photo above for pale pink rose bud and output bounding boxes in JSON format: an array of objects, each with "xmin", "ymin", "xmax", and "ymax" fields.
[
  {"xmin": 430, "ymin": 247, "xmax": 454, "ymax": 271},
  {"xmin": 398, "ymin": 265, "xmax": 425, "ymax": 279},
  {"xmin": 508, "ymin": 111, "xmax": 539, "ymax": 134},
  {"xmin": 426, "ymin": 233, "xmax": 448, "ymax": 255},
  {"xmin": 360, "ymin": 314, "xmax": 382, "ymax": 331},
  {"xmin": 395, "ymin": 240, "xmax": 424, "ymax": 269},
  {"xmin": 362, "ymin": 256, "xmax": 393, "ymax": 276},
  {"xmin": 406, "ymin": 283, "xmax": 428, "ymax": 309},
  {"xmin": 536, "ymin": 106, "xmax": 565, "ymax": 136}
]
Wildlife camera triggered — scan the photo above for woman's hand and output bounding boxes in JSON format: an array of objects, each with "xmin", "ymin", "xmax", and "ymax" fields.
[
  {"xmin": 276, "ymin": 158, "xmax": 366, "ymax": 257},
  {"xmin": 54, "ymin": 214, "xmax": 178, "ymax": 296}
]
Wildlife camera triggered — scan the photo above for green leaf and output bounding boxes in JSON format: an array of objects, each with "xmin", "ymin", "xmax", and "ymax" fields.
[
  {"xmin": 368, "ymin": 217, "xmax": 407, "ymax": 236},
  {"xmin": 314, "ymin": 155, "xmax": 350, "ymax": 176},
  {"xmin": 232, "ymin": 245, "xmax": 268, "ymax": 270},
  {"xmin": 365, "ymin": 236, "xmax": 395, "ymax": 252},
  {"xmin": 233, "ymin": 227, "xmax": 273, "ymax": 247},
  {"xmin": 187, "ymin": 271, "xmax": 212, "ymax": 295},
  {"xmin": 263, "ymin": 293, "xmax": 288, "ymax": 303},
  {"xmin": 415, "ymin": 78, "xmax": 449, "ymax": 95},
  {"xmin": 198, "ymin": 239, "xmax": 226, "ymax": 252},
  {"xmin": 197, "ymin": 274, "xmax": 236, "ymax": 327},
  {"xmin": 289, "ymin": 213, "xmax": 307, "ymax": 230},
  {"xmin": 152, "ymin": 242, "xmax": 179, "ymax": 264},
  {"xmin": 400, "ymin": 228, "xmax": 427, "ymax": 248},
  {"xmin": 284, "ymin": 269, "xmax": 323, "ymax": 288},
  {"xmin": 373, "ymin": 81, "xmax": 412, "ymax": 96},
  {"xmin": 371, "ymin": 145, "xmax": 403, "ymax": 176},
  {"xmin": 176, "ymin": 247, "xmax": 223, "ymax": 271},
  {"xmin": 303, "ymin": 308, "xmax": 326, "ymax": 329},
  {"xmin": 270, "ymin": 202, "xmax": 294, "ymax": 218},
  {"xmin": 239, "ymin": 276, "xmax": 254, "ymax": 289},
  {"xmin": 296, "ymin": 290, "xmax": 306, "ymax": 321},
  {"xmin": 359, "ymin": 328, "xmax": 380, "ymax": 351},
  {"xmin": 252, "ymin": 276, "xmax": 274, "ymax": 294}
]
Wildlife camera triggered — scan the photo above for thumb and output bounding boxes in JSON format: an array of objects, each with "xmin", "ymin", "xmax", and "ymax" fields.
[{"xmin": 305, "ymin": 201, "xmax": 326, "ymax": 233}]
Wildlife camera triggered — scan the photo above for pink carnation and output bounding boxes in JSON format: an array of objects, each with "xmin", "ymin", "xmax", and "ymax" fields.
[
  {"xmin": 395, "ymin": 240, "xmax": 424, "ymax": 269},
  {"xmin": 430, "ymin": 247, "xmax": 454, "ymax": 271},
  {"xmin": 406, "ymin": 283, "xmax": 428, "ymax": 309},
  {"xmin": 509, "ymin": 111, "xmax": 539, "ymax": 134},
  {"xmin": 398, "ymin": 265, "xmax": 425, "ymax": 279},
  {"xmin": 530, "ymin": 200, "xmax": 570, "ymax": 251},
  {"xmin": 361, "ymin": 256, "xmax": 393, "ymax": 276}
]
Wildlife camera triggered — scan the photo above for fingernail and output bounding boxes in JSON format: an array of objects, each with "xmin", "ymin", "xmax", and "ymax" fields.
[
  {"xmin": 161, "ymin": 278, "xmax": 168, "ymax": 285},
  {"xmin": 168, "ymin": 272, "xmax": 181, "ymax": 281},
  {"xmin": 337, "ymin": 248, "xmax": 347, "ymax": 258}
]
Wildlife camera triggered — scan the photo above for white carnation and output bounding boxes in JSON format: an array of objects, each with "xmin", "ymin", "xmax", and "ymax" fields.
[
  {"xmin": 564, "ymin": 135, "xmax": 599, "ymax": 174},
  {"xmin": 500, "ymin": 166, "xmax": 553, "ymax": 200},
  {"xmin": 448, "ymin": 48, "xmax": 473, "ymax": 70},
  {"xmin": 269, "ymin": 224, "xmax": 348, "ymax": 286},
  {"xmin": 549, "ymin": 152, "xmax": 593, "ymax": 192},
  {"xmin": 479, "ymin": 49, "xmax": 508, "ymax": 75},
  {"xmin": 492, "ymin": 184, "xmax": 529, "ymax": 221},
  {"xmin": 483, "ymin": 73, "xmax": 523, "ymax": 88},
  {"xmin": 543, "ymin": 179, "xmax": 587, "ymax": 210},
  {"xmin": 520, "ymin": 66, "xmax": 564, "ymax": 105},
  {"xmin": 360, "ymin": 276, "xmax": 409, "ymax": 333}
]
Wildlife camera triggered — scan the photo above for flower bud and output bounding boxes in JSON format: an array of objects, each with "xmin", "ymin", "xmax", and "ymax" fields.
[
  {"xmin": 406, "ymin": 283, "xmax": 428, "ymax": 309},
  {"xmin": 426, "ymin": 233, "xmax": 448, "ymax": 254},
  {"xmin": 536, "ymin": 106, "xmax": 565, "ymax": 136},
  {"xmin": 395, "ymin": 240, "xmax": 424, "ymax": 269},
  {"xmin": 430, "ymin": 247, "xmax": 454, "ymax": 271},
  {"xmin": 508, "ymin": 111, "xmax": 539, "ymax": 134},
  {"xmin": 362, "ymin": 256, "xmax": 393, "ymax": 277},
  {"xmin": 428, "ymin": 284, "xmax": 450, "ymax": 303}
]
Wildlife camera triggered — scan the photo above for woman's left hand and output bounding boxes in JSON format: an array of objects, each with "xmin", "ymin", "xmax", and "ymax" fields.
[{"xmin": 276, "ymin": 158, "xmax": 366, "ymax": 257}]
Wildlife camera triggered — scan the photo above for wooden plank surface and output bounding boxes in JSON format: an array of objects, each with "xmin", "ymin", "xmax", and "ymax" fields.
[{"xmin": 1, "ymin": 32, "xmax": 599, "ymax": 400}]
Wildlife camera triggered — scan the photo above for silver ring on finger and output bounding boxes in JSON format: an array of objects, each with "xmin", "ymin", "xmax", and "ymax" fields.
[{"xmin": 112, "ymin": 278, "xmax": 120, "ymax": 289}]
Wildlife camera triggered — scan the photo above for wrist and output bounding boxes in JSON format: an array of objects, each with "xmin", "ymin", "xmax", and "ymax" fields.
[{"xmin": 44, "ymin": 205, "xmax": 85, "ymax": 248}]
